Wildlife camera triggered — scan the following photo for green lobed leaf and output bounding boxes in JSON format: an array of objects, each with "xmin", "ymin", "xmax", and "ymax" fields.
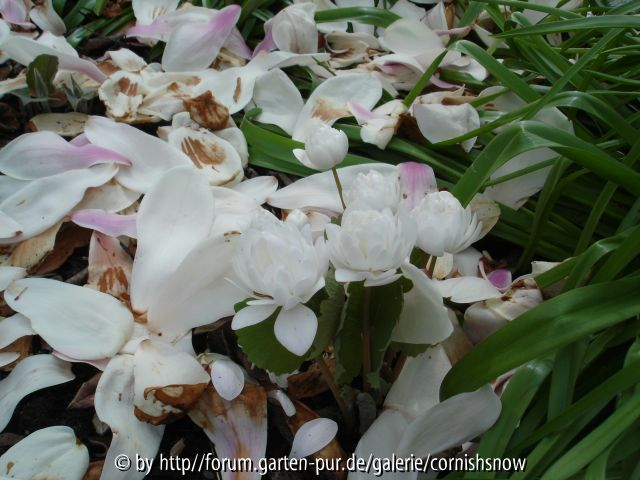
[{"xmin": 334, "ymin": 281, "xmax": 365, "ymax": 385}]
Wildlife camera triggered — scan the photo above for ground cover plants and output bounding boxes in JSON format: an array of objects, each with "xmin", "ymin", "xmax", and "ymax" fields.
[{"xmin": 0, "ymin": 0, "xmax": 639, "ymax": 478}]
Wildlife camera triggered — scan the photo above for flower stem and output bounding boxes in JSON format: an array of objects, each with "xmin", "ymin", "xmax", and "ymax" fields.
[
  {"xmin": 426, "ymin": 255, "xmax": 437, "ymax": 278},
  {"xmin": 316, "ymin": 355, "xmax": 354, "ymax": 430},
  {"xmin": 332, "ymin": 167, "xmax": 347, "ymax": 210},
  {"xmin": 362, "ymin": 286, "xmax": 372, "ymax": 392}
]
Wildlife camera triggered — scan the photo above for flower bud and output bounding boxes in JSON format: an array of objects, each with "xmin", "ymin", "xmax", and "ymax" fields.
[
  {"xmin": 293, "ymin": 124, "xmax": 349, "ymax": 171},
  {"xmin": 345, "ymin": 170, "xmax": 399, "ymax": 211}
]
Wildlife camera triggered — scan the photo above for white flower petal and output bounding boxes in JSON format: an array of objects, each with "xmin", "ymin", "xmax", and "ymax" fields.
[
  {"xmin": 211, "ymin": 358, "xmax": 245, "ymax": 401},
  {"xmin": 413, "ymin": 103, "xmax": 480, "ymax": 152},
  {"xmin": 0, "ymin": 266, "xmax": 25, "ymax": 291},
  {"xmin": 252, "ymin": 69, "xmax": 304, "ymax": 135},
  {"xmin": 0, "ymin": 164, "xmax": 118, "ymax": 244},
  {"xmin": 0, "ymin": 355, "xmax": 74, "ymax": 431},
  {"xmin": 393, "ymin": 263, "xmax": 452, "ymax": 345},
  {"xmin": 289, "ymin": 418, "xmax": 338, "ymax": 459},
  {"xmin": 380, "ymin": 18, "xmax": 443, "ymax": 55},
  {"xmin": 397, "ymin": 385, "xmax": 501, "ymax": 456},
  {"xmin": 0, "ymin": 313, "xmax": 33, "ymax": 349},
  {"xmin": 436, "ymin": 276, "xmax": 502, "ymax": 303},
  {"xmin": 132, "ymin": 0, "xmax": 180, "ymax": 25},
  {"xmin": 0, "ymin": 352, "xmax": 19, "ymax": 368},
  {"xmin": 87, "ymin": 231, "xmax": 133, "ymax": 302},
  {"xmin": 231, "ymin": 176, "xmax": 278, "ymax": 204},
  {"xmin": 274, "ymin": 304, "xmax": 317, "ymax": 356},
  {"xmin": 232, "ymin": 304, "xmax": 278, "ymax": 330},
  {"xmin": 29, "ymin": 0, "xmax": 66, "ymax": 35},
  {"xmin": 96, "ymin": 354, "xmax": 165, "ymax": 480},
  {"xmin": 130, "ymin": 166, "xmax": 214, "ymax": 313},
  {"xmin": 84, "ymin": 116, "xmax": 192, "ymax": 194},
  {"xmin": 72, "ymin": 210, "xmax": 137, "ymax": 238},
  {"xmin": 0, "ymin": 426, "xmax": 88, "ymax": 479},
  {"xmin": 268, "ymin": 390, "xmax": 296, "ymax": 416},
  {"xmin": 5, "ymin": 278, "xmax": 134, "ymax": 360}
]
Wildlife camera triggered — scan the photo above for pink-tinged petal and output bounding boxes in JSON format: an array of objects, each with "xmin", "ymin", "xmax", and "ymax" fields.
[
  {"xmin": 0, "ymin": 0, "xmax": 29, "ymax": 26},
  {"xmin": 436, "ymin": 26, "xmax": 471, "ymax": 36},
  {"xmin": 88, "ymin": 231, "xmax": 133, "ymax": 302},
  {"xmin": 126, "ymin": 21, "xmax": 172, "ymax": 38},
  {"xmin": 70, "ymin": 133, "xmax": 90, "ymax": 146},
  {"xmin": 0, "ymin": 131, "xmax": 130, "ymax": 180},
  {"xmin": 274, "ymin": 304, "xmax": 317, "ymax": 356},
  {"xmin": 133, "ymin": 340, "xmax": 210, "ymax": 424},
  {"xmin": 211, "ymin": 357, "xmax": 245, "ymax": 401},
  {"xmin": 232, "ymin": 304, "xmax": 278, "ymax": 330},
  {"xmin": 430, "ymin": 74, "xmax": 461, "ymax": 89},
  {"xmin": 95, "ymin": 354, "xmax": 165, "ymax": 480},
  {"xmin": 398, "ymin": 161, "xmax": 437, "ymax": 211},
  {"xmin": 162, "ymin": 5, "xmax": 241, "ymax": 72},
  {"xmin": 84, "ymin": 116, "xmax": 191, "ymax": 194},
  {"xmin": 397, "ymin": 385, "xmax": 501, "ymax": 456},
  {"xmin": 0, "ymin": 426, "xmax": 88, "ymax": 479},
  {"xmin": 5, "ymin": 278, "xmax": 134, "ymax": 360},
  {"xmin": 0, "ymin": 35, "xmax": 106, "ymax": 82},
  {"xmin": 252, "ymin": 21, "xmax": 276, "ymax": 57},
  {"xmin": 0, "ymin": 164, "xmax": 118, "ymax": 244},
  {"xmin": 72, "ymin": 209, "xmax": 137, "ymax": 238},
  {"xmin": 189, "ymin": 384, "xmax": 267, "ymax": 480},
  {"xmin": 0, "ymin": 355, "xmax": 74, "ymax": 431},
  {"xmin": 487, "ymin": 268, "xmax": 512, "ymax": 291},
  {"xmin": 0, "ymin": 313, "xmax": 33, "ymax": 349},
  {"xmin": 347, "ymin": 100, "xmax": 375, "ymax": 124},
  {"xmin": 131, "ymin": 166, "xmax": 214, "ymax": 313},
  {"xmin": 29, "ymin": 0, "xmax": 66, "ymax": 35},
  {"xmin": 225, "ymin": 27, "xmax": 253, "ymax": 60},
  {"xmin": 289, "ymin": 418, "xmax": 338, "ymax": 459}
]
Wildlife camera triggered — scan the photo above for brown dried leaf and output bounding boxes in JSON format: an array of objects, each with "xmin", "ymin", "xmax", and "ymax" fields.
[
  {"xmin": 135, "ymin": 383, "xmax": 209, "ymax": 425},
  {"xmin": 27, "ymin": 112, "xmax": 89, "ymax": 137},
  {"xmin": 287, "ymin": 360, "xmax": 334, "ymax": 399},
  {"xmin": 0, "ymin": 336, "xmax": 32, "ymax": 372},
  {"xmin": 30, "ymin": 224, "xmax": 92, "ymax": 275},
  {"xmin": 68, "ymin": 373, "xmax": 102, "ymax": 410},
  {"xmin": 82, "ymin": 461, "xmax": 104, "ymax": 480},
  {"xmin": 8, "ymin": 221, "xmax": 62, "ymax": 271}
]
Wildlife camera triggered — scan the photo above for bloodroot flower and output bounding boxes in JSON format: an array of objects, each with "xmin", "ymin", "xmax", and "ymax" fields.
[{"xmin": 230, "ymin": 216, "xmax": 328, "ymax": 356}]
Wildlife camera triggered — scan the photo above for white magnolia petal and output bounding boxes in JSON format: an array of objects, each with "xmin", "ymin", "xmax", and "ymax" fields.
[
  {"xmin": 29, "ymin": 0, "xmax": 66, "ymax": 35},
  {"xmin": 147, "ymin": 234, "xmax": 244, "ymax": 341},
  {"xmin": 292, "ymin": 73, "xmax": 382, "ymax": 141},
  {"xmin": 98, "ymin": 71, "xmax": 145, "ymax": 122},
  {"xmin": 0, "ymin": 352, "xmax": 19, "ymax": 368},
  {"xmin": 380, "ymin": 18, "xmax": 443, "ymax": 55},
  {"xmin": 397, "ymin": 385, "xmax": 501, "ymax": 456},
  {"xmin": 397, "ymin": 161, "xmax": 437, "ymax": 211},
  {"xmin": 108, "ymin": 48, "xmax": 148, "ymax": 71},
  {"xmin": 232, "ymin": 304, "xmax": 278, "ymax": 330},
  {"xmin": 268, "ymin": 163, "xmax": 397, "ymax": 214},
  {"xmin": 211, "ymin": 358, "xmax": 245, "ymax": 401},
  {"xmin": 74, "ymin": 180, "xmax": 140, "ymax": 213},
  {"xmin": 414, "ymin": 103, "xmax": 480, "ymax": 152},
  {"xmin": 0, "ymin": 266, "xmax": 25, "ymax": 291},
  {"xmin": 452, "ymin": 247, "xmax": 482, "ymax": 277},
  {"xmin": 271, "ymin": 3, "xmax": 318, "ymax": 54},
  {"xmin": 132, "ymin": 0, "xmax": 180, "ymax": 25},
  {"xmin": 214, "ymin": 127, "xmax": 249, "ymax": 167},
  {"xmin": 231, "ymin": 176, "xmax": 278, "ymax": 205},
  {"xmin": 384, "ymin": 345, "xmax": 450, "ymax": 416},
  {"xmin": 0, "ymin": 313, "xmax": 33, "ymax": 349},
  {"xmin": 0, "ymin": 35, "xmax": 106, "ymax": 82},
  {"xmin": 0, "ymin": 210, "xmax": 22, "ymax": 238},
  {"xmin": 72, "ymin": 210, "xmax": 137, "ymax": 238},
  {"xmin": 0, "ymin": 130, "xmax": 129, "ymax": 180},
  {"xmin": 95, "ymin": 355, "xmax": 165, "ymax": 480},
  {"xmin": 268, "ymin": 390, "xmax": 296, "ymax": 416},
  {"xmin": 289, "ymin": 418, "xmax": 338, "ymax": 459},
  {"xmin": 84, "ymin": 116, "xmax": 192, "ymax": 193},
  {"xmin": 28, "ymin": 112, "xmax": 88, "ymax": 137},
  {"xmin": 189, "ymin": 384, "xmax": 267, "ymax": 480},
  {"xmin": 436, "ymin": 276, "xmax": 502, "ymax": 303},
  {"xmin": 162, "ymin": 5, "xmax": 240, "ymax": 72},
  {"xmin": 0, "ymin": 164, "xmax": 118, "ymax": 244},
  {"xmin": 252, "ymin": 69, "xmax": 304, "ymax": 135},
  {"xmin": 131, "ymin": 166, "xmax": 214, "ymax": 313},
  {"xmin": 350, "ymin": 410, "xmax": 409, "ymax": 480},
  {"xmin": 5, "ymin": 278, "xmax": 134, "ymax": 360},
  {"xmin": 274, "ymin": 304, "xmax": 317, "ymax": 356},
  {"xmin": 167, "ymin": 127, "xmax": 243, "ymax": 186},
  {"xmin": 0, "ymin": 355, "xmax": 74, "ymax": 432},
  {"xmin": 0, "ymin": 0, "xmax": 29, "ymax": 26},
  {"xmin": 393, "ymin": 263, "xmax": 452, "ymax": 345},
  {"xmin": 0, "ymin": 426, "xmax": 88, "ymax": 479},
  {"xmin": 134, "ymin": 340, "xmax": 210, "ymax": 422}
]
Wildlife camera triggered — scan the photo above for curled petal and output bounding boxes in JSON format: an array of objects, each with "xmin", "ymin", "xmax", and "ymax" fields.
[
  {"xmin": 232, "ymin": 304, "xmax": 278, "ymax": 330},
  {"xmin": 0, "ymin": 0, "xmax": 30, "ymax": 27},
  {"xmin": 398, "ymin": 162, "xmax": 437, "ymax": 211},
  {"xmin": 252, "ymin": 69, "xmax": 304, "ymax": 135},
  {"xmin": 0, "ymin": 313, "xmax": 33, "ymax": 349},
  {"xmin": 72, "ymin": 210, "xmax": 137, "ymax": 238},
  {"xmin": 29, "ymin": 0, "xmax": 66, "ymax": 35},
  {"xmin": 162, "ymin": 5, "xmax": 241, "ymax": 72},
  {"xmin": 0, "ymin": 426, "xmax": 88, "ymax": 479},
  {"xmin": 211, "ymin": 357, "xmax": 245, "ymax": 401},
  {"xmin": 0, "ymin": 355, "xmax": 74, "ymax": 431},
  {"xmin": 87, "ymin": 232, "xmax": 133, "ymax": 301}
]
